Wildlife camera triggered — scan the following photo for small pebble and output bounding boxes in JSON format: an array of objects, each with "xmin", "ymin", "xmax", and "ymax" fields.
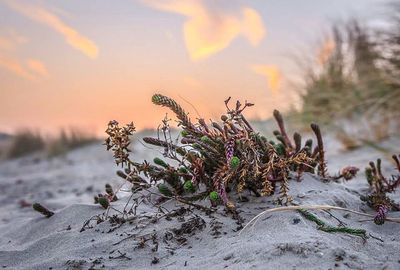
[
  {"xmin": 223, "ymin": 254, "xmax": 234, "ymax": 261},
  {"xmin": 292, "ymin": 218, "xmax": 301, "ymax": 224},
  {"xmin": 297, "ymin": 193, "xmax": 306, "ymax": 198}
]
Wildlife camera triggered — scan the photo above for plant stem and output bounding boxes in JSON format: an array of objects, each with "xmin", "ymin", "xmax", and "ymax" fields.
[{"xmin": 298, "ymin": 209, "xmax": 366, "ymax": 237}]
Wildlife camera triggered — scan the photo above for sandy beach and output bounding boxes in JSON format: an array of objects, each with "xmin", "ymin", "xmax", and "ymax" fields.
[{"xmin": 0, "ymin": 133, "xmax": 399, "ymax": 270}]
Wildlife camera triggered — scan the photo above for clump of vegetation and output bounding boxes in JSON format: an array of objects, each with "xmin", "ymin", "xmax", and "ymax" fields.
[
  {"xmin": 333, "ymin": 166, "xmax": 359, "ymax": 181},
  {"xmin": 47, "ymin": 129, "xmax": 98, "ymax": 157},
  {"xmin": 94, "ymin": 183, "xmax": 118, "ymax": 209},
  {"xmin": 361, "ymin": 155, "xmax": 400, "ymax": 225},
  {"xmin": 6, "ymin": 129, "xmax": 45, "ymax": 159},
  {"xmin": 3, "ymin": 128, "xmax": 98, "ymax": 159},
  {"xmin": 102, "ymin": 93, "xmax": 332, "ymax": 215},
  {"xmin": 296, "ymin": 5, "xmax": 400, "ymax": 146}
]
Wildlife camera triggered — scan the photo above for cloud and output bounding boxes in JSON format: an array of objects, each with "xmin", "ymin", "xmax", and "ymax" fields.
[
  {"xmin": 4, "ymin": 0, "xmax": 98, "ymax": 59},
  {"xmin": 0, "ymin": 55, "xmax": 36, "ymax": 81},
  {"xmin": 142, "ymin": 0, "xmax": 265, "ymax": 61},
  {"xmin": 251, "ymin": 64, "xmax": 282, "ymax": 95},
  {"xmin": 0, "ymin": 37, "xmax": 12, "ymax": 51},
  {"xmin": 0, "ymin": 30, "xmax": 48, "ymax": 81},
  {"xmin": 0, "ymin": 54, "xmax": 49, "ymax": 81},
  {"xmin": 0, "ymin": 29, "xmax": 28, "ymax": 51},
  {"xmin": 27, "ymin": 59, "xmax": 49, "ymax": 78}
]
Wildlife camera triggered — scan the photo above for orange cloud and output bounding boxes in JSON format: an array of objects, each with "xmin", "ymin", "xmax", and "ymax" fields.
[
  {"xmin": 0, "ymin": 55, "xmax": 36, "ymax": 81},
  {"xmin": 142, "ymin": 0, "xmax": 265, "ymax": 61},
  {"xmin": 317, "ymin": 38, "xmax": 335, "ymax": 65},
  {"xmin": 0, "ymin": 55, "xmax": 49, "ymax": 81},
  {"xmin": 251, "ymin": 65, "xmax": 282, "ymax": 95},
  {"xmin": 27, "ymin": 59, "xmax": 49, "ymax": 78},
  {"xmin": 0, "ymin": 29, "xmax": 48, "ymax": 81},
  {"xmin": 4, "ymin": 1, "xmax": 98, "ymax": 59},
  {"xmin": 0, "ymin": 36, "xmax": 18, "ymax": 51},
  {"xmin": 0, "ymin": 29, "xmax": 28, "ymax": 51}
]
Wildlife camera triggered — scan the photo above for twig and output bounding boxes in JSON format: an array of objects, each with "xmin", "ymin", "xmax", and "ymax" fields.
[
  {"xmin": 323, "ymin": 209, "xmax": 347, "ymax": 226},
  {"xmin": 368, "ymin": 233, "xmax": 384, "ymax": 242},
  {"xmin": 142, "ymin": 189, "xmax": 215, "ymax": 213},
  {"xmin": 109, "ymin": 250, "xmax": 131, "ymax": 260}
]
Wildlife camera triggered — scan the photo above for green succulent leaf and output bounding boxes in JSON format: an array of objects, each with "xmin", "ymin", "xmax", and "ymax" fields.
[
  {"xmin": 230, "ymin": 156, "xmax": 240, "ymax": 169},
  {"xmin": 183, "ymin": 180, "xmax": 195, "ymax": 193},
  {"xmin": 181, "ymin": 130, "xmax": 189, "ymax": 137},
  {"xmin": 201, "ymin": 135, "xmax": 211, "ymax": 144},
  {"xmin": 158, "ymin": 183, "xmax": 173, "ymax": 197},
  {"xmin": 275, "ymin": 143, "xmax": 285, "ymax": 156},
  {"xmin": 179, "ymin": 167, "xmax": 188, "ymax": 174},
  {"xmin": 209, "ymin": 191, "xmax": 219, "ymax": 202},
  {"xmin": 154, "ymin": 157, "xmax": 168, "ymax": 168},
  {"xmin": 98, "ymin": 197, "xmax": 110, "ymax": 209}
]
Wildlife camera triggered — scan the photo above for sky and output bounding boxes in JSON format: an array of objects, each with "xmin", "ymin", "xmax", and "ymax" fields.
[{"xmin": 0, "ymin": 0, "xmax": 387, "ymax": 135}]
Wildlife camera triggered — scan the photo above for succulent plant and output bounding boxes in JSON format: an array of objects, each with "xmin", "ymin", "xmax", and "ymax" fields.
[
  {"xmin": 361, "ymin": 155, "xmax": 400, "ymax": 225},
  {"xmin": 104, "ymin": 94, "xmax": 329, "ymax": 210}
]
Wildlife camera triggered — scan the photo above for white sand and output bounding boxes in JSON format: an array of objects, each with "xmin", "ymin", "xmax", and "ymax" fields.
[{"xmin": 0, "ymin": 134, "xmax": 399, "ymax": 270}]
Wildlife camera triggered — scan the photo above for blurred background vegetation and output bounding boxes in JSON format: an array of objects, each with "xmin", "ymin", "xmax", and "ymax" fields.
[
  {"xmin": 294, "ymin": 1, "xmax": 400, "ymax": 149},
  {"xmin": 0, "ymin": 129, "xmax": 98, "ymax": 160}
]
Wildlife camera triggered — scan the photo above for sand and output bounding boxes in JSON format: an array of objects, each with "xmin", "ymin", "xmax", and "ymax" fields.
[{"xmin": 0, "ymin": 133, "xmax": 399, "ymax": 270}]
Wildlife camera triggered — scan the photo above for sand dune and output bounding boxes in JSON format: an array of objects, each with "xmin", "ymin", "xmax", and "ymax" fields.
[{"xmin": 0, "ymin": 135, "xmax": 399, "ymax": 270}]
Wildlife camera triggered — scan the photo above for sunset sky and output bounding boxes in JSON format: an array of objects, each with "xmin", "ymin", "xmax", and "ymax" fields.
[{"xmin": 0, "ymin": 0, "xmax": 385, "ymax": 135}]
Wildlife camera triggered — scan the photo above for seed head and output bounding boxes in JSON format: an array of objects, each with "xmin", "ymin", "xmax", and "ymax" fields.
[{"xmin": 374, "ymin": 204, "xmax": 388, "ymax": 225}]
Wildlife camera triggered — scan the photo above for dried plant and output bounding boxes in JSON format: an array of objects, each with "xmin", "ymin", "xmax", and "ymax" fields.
[
  {"xmin": 47, "ymin": 128, "xmax": 98, "ymax": 157},
  {"xmin": 361, "ymin": 155, "xmax": 400, "ymax": 224},
  {"xmin": 94, "ymin": 183, "xmax": 119, "ymax": 209},
  {"xmin": 332, "ymin": 166, "xmax": 359, "ymax": 181},
  {"xmin": 32, "ymin": 203, "xmax": 54, "ymax": 218},
  {"xmin": 297, "ymin": 16, "xmax": 400, "ymax": 146},
  {"xmin": 101, "ymin": 94, "xmax": 330, "ymax": 214},
  {"xmin": 104, "ymin": 121, "xmax": 136, "ymax": 167},
  {"xmin": 5, "ymin": 128, "xmax": 98, "ymax": 159},
  {"xmin": 6, "ymin": 129, "xmax": 45, "ymax": 159}
]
